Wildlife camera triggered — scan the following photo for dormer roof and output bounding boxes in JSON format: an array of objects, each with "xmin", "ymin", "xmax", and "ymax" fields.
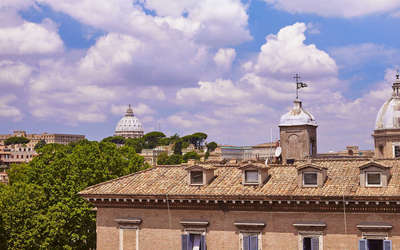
[
  {"xmin": 359, "ymin": 161, "xmax": 391, "ymax": 170},
  {"xmin": 296, "ymin": 163, "xmax": 327, "ymax": 171}
]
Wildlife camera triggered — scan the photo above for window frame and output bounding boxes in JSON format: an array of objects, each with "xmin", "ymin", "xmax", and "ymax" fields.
[
  {"xmin": 244, "ymin": 170, "xmax": 259, "ymax": 185},
  {"xmin": 393, "ymin": 144, "xmax": 400, "ymax": 158},
  {"xmin": 365, "ymin": 172, "xmax": 382, "ymax": 187},
  {"xmin": 182, "ymin": 230, "xmax": 207, "ymax": 250},
  {"xmin": 239, "ymin": 231, "xmax": 262, "ymax": 250},
  {"xmin": 190, "ymin": 170, "xmax": 204, "ymax": 185},
  {"xmin": 298, "ymin": 232, "xmax": 323, "ymax": 250},
  {"xmin": 302, "ymin": 172, "xmax": 318, "ymax": 187}
]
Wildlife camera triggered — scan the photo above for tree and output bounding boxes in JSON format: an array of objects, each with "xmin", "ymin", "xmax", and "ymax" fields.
[
  {"xmin": 143, "ymin": 131, "xmax": 166, "ymax": 149},
  {"xmin": 34, "ymin": 139, "xmax": 46, "ymax": 151},
  {"xmin": 1, "ymin": 140, "xmax": 148, "ymax": 249},
  {"xmin": 173, "ymin": 140, "xmax": 183, "ymax": 155},
  {"xmin": 4, "ymin": 137, "xmax": 30, "ymax": 146},
  {"xmin": 183, "ymin": 151, "xmax": 200, "ymax": 162},
  {"xmin": 167, "ymin": 154, "xmax": 183, "ymax": 165},
  {"xmin": 191, "ymin": 133, "xmax": 207, "ymax": 149},
  {"xmin": 125, "ymin": 138, "xmax": 144, "ymax": 153},
  {"xmin": 156, "ymin": 152, "xmax": 169, "ymax": 165},
  {"xmin": 101, "ymin": 136, "xmax": 126, "ymax": 145},
  {"xmin": 206, "ymin": 142, "xmax": 218, "ymax": 152}
]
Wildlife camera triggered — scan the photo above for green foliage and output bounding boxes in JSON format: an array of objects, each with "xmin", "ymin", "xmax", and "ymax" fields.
[
  {"xmin": 156, "ymin": 153, "xmax": 183, "ymax": 165},
  {"xmin": 173, "ymin": 140, "xmax": 183, "ymax": 155},
  {"xmin": 34, "ymin": 139, "xmax": 47, "ymax": 151},
  {"xmin": 156, "ymin": 152, "xmax": 169, "ymax": 165},
  {"xmin": 125, "ymin": 138, "xmax": 144, "ymax": 153},
  {"xmin": 167, "ymin": 154, "xmax": 183, "ymax": 165},
  {"xmin": 4, "ymin": 136, "xmax": 30, "ymax": 146},
  {"xmin": 143, "ymin": 131, "xmax": 166, "ymax": 149},
  {"xmin": 183, "ymin": 151, "xmax": 200, "ymax": 162},
  {"xmin": 101, "ymin": 136, "xmax": 126, "ymax": 145},
  {"xmin": 206, "ymin": 141, "xmax": 218, "ymax": 152},
  {"xmin": 1, "ymin": 140, "xmax": 148, "ymax": 249}
]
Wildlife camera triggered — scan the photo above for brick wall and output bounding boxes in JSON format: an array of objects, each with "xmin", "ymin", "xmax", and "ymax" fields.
[{"xmin": 96, "ymin": 207, "xmax": 400, "ymax": 250}]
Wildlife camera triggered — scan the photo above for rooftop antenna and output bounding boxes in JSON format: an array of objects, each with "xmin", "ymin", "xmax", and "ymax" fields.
[{"xmin": 294, "ymin": 73, "xmax": 308, "ymax": 100}]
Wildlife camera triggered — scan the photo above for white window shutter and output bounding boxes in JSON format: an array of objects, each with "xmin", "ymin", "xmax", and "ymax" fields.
[
  {"xmin": 384, "ymin": 240, "xmax": 392, "ymax": 250},
  {"xmin": 359, "ymin": 239, "xmax": 367, "ymax": 250},
  {"xmin": 311, "ymin": 237, "xmax": 319, "ymax": 250}
]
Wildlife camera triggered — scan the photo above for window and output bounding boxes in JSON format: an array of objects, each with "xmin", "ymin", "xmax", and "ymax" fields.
[
  {"xmin": 181, "ymin": 233, "xmax": 206, "ymax": 250},
  {"xmin": 359, "ymin": 239, "xmax": 392, "ymax": 250},
  {"xmin": 366, "ymin": 172, "xmax": 381, "ymax": 187},
  {"xmin": 395, "ymin": 145, "xmax": 400, "ymax": 158},
  {"xmin": 303, "ymin": 172, "xmax": 318, "ymax": 186},
  {"xmin": 303, "ymin": 236, "xmax": 319, "ymax": 250},
  {"xmin": 190, "ymin": 171, "xmax": 203, "ymax": 185},
  {"xmin": 245, "ymin": 170, "xmax": 258, "ymax": 184},
  {"xmin": 240, "ymin": 233, "xmax": 259, "ymax": 250}
]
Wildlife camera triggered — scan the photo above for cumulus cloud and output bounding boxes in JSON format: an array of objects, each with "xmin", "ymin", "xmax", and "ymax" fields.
[
  {"xmin": 176, "ymin": 79, "xmax": 249, "ymax": 104},
  {"xmin": 0, "ymin": 61, "xmax": 32, "ymax": 86},
  {"xmin": 214, "ymin": 48, "xmax": 236, "ymax": 72},
  {"xmin": 247, "ymin": 23, "xmax": 337, "ymax": 78},
  {"xmin": 38, "ymin": 0, "xmax": 251, "ymax": 46},
  {"xmin": 0, "ymin": 20, "xmax": 63, "ymax": 55},
  {"xmin": 139, "ymin": 86, "xmax": 166, "ymax": 101},
  {"xmin": 263, "ymin": 0, "xmax": 400, "ymax": 18},
  {"xmin": 330, "ymin": 43, "xmax": 400, "ymax": 68},
  {"xmin": 0, "ymin": 95, "xmax": 22, "ymax": 120}
]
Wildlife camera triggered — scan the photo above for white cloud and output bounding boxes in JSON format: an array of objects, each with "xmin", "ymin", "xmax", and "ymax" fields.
[
  {"xmin": 0, "ymin": 61, "xmax": 32, "ymax": 86},
  {"xmin": 39, "ymin": 0, "xmax": 251, "ymax": 46},
  {"xmin": 248, "ymin": 22, "xmax": 337, "ymax": 78},
  {"xmin": 0, "ymin": 20, "xmax": 63, "ymax": 55},
  {"xmin": 0, "ymin": 95, "xmax": 22, "ymax": 120},
  {"xmin": 167, "ymin": 114, "xmax": 194, "ymax": 128},
  {"xmin": 214, "ymin": 48, "xmax": 236, "ymax": 72},
  {"xmin": 139, "ymin": 86, "xmax": 166, "ymax": 101},
  {"xmin": 263, "ymin": 0, "xmax": 400, "ymax": 18},
  {"xmin": 176, "ymin": 79, "xmax": 249, "ymax": 104},
  {"xmin": 330, "ymin": 43, "xmax": 400, "ymax": 68}
]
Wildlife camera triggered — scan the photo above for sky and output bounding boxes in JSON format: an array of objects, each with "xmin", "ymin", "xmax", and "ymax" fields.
[{"xmin": 1, "ymin": 0, "xmax": 400, "ymax": 152}]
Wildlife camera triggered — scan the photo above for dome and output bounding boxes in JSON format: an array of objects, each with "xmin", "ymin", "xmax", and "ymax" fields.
[
  {"xmin": 114, "ymin": 105, "xmax": 144, "ymax": 138},
  {"xmin": 279, "ymin": 100, "xmax": 317, "ymax": 126},
  {"xmin": 375, "ymin": 76, "xmax": 400, "ymax": 130}
]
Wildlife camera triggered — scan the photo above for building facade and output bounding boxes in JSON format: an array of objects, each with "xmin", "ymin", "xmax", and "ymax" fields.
[
  {"xmin": 114, "ymin": 105, "xmax": 144, "ymax": 139},
  {"xmin": 0, "ymin": 130, "xmax": 85, "ymax": 167},
  {"xmin": 80, "ymin": 75, "xmax": 400, "ymax": 250}
]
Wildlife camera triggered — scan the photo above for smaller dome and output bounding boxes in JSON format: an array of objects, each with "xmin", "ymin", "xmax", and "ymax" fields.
[
  {"xmin": 375, "ymin": 76, "xmax": 400, "ymax": 130},
  {"xmin": 279, "ymin": 100, "xmax": 317, "ymax": 126},
  {"xmin": 114, "ymin": 105, "xmax": 144, "ymax": 138}
]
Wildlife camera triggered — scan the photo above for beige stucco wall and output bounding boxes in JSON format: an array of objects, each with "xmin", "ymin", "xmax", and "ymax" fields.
[{"xmin": 97, "ymin": 207, "xmax": 400, "ymax": 250}]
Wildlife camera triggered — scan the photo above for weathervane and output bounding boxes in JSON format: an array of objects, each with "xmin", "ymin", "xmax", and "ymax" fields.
[{"xmin": 294, "ymin": 73, "xmax": 308, "ymax": 99}]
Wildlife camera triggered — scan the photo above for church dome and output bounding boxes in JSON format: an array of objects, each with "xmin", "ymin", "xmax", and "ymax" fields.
[
  {"xmin": 114, "ymin": 105, "xmax": 144, "ymax": 138},
  {"xmin": 375, "ymin": 75, "xmax": 400, "ymax": 130},
  {"xmin": 279, "ymin": 100, "xmax": 317, "ymax": 127}
]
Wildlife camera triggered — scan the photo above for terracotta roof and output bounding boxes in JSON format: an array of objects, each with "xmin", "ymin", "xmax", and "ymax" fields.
[{"xmin": 79, "ymin": 158, "xmax": 400, "ymax": 200}]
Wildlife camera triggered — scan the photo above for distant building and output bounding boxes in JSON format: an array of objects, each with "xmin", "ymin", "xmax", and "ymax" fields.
[
  {"xmin": 114, "ymin": 105, "xmax": 144, "ymax": 139},
  {"xmin": 0, "ymin": 130, "xmax": 85, "ymax": 167},
  {"xmin": 216, "ymin": 142, "xmax": 278, "ymax": 162}
]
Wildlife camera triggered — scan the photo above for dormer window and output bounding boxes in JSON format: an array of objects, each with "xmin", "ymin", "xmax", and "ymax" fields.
[
  {"xmin": 359, "ymin": 162, "xmax": 390, "ymax": 188},
  {"xmin": 244, "ymin": 170, "xmax": 259, "ymax": 184},
  {"xmin": 185, "ymin": 165, "xmax": 216, "ymax": 186},
  {"xmin": 303, "ymin": 172, "xmax": 318, "ymax": 186},
  {"xmin": 190, "ymin": 171, "xmax": 204, "ymax": 185},
  {"xmin": 366, "ymin": 172, "xmax": 382, "ymax": 187},
  {"xmin": 296, "ymin": 163, "xmax": 327, "ymax": 188},
  {"xmin": 239, "ymin": 162, "xmax": 269, "ymax": 186}
]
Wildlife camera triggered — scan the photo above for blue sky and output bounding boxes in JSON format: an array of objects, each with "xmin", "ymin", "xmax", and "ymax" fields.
[{"xmin": 1, "ymin": 0, "xmax": 400, "ymax": 152}]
